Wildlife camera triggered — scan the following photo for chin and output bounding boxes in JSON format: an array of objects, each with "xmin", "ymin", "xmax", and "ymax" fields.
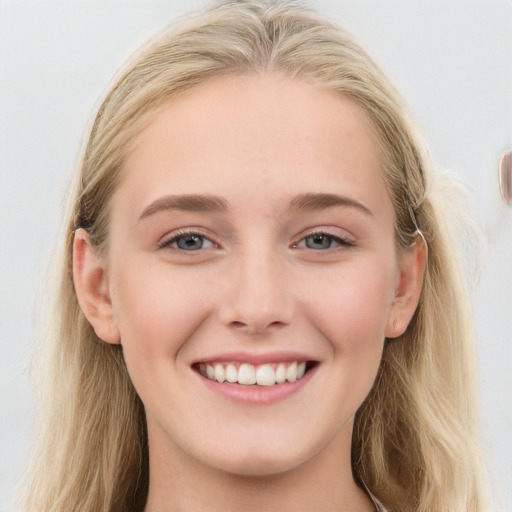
[{"xmin": 203, "ymin": 443, "xmax": 313, "ymax": 478}]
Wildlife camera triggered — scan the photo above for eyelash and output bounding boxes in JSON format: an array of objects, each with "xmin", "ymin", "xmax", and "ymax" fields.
[{"xmin": 158, "ymin": 229, "xmax": 355, "ymax": 253}]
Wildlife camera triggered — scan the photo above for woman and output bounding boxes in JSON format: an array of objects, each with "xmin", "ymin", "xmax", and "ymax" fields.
[{"xmin": 22, "ymin": 1, "xmax": 487, "ymax": 511}]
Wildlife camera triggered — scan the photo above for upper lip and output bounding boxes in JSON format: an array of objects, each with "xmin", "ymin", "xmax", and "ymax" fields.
[{"xmin": 191, "ymin": 351, "xmax": 318, "ymax": 366}]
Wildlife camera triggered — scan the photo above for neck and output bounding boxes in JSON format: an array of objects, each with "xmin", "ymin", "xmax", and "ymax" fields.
[{"xmin": 143, "ymin": 421, "xmax": 375, "ymax": 512}]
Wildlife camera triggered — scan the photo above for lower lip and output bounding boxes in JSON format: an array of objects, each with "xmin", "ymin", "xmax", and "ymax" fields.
[{"xmin": 194, "ymin": 365, "xmax": 318, "ymax": 405}]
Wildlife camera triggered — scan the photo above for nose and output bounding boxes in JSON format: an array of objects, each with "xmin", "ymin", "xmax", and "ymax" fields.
[{"xmin": 217, "ymin": 248, "xmax": 294, "ymax": 335}]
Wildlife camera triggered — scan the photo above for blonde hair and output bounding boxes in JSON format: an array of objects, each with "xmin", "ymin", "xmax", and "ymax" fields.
[{"xmin": 22, "ymin": 2, "xmax": 487, "ymax": 511}]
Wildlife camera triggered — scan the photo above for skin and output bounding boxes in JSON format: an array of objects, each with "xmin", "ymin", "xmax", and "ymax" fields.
[{"xmin": 74, "ymin": 73, "xmax": 425, "ymax": 511}]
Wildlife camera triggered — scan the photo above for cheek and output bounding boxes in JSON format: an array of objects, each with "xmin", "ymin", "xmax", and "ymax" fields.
[
  {"xmin": 286, "ymin": 261, "xmax": 395, "ymax": 435},
  {"xmin": 108, "ymin": 258, "xmax": 214, "ymax": 368},
  {"xmin": 299, "ymin": 261, "xmax": 395, "ymax": 348},
  {"xmin": 294, "ymin": 257, "xmax": 395, "ymax": 408}
]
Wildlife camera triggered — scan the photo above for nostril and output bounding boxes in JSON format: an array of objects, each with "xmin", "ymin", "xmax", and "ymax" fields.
[{"xmin": 229, "ymin": 319, "xmax": 288, "ymax": 334}]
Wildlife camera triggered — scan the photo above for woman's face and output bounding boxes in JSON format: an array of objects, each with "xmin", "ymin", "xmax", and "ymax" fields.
[{"xmin": 83, "ymin": 73, "xmax": 419, "ymax": 476}]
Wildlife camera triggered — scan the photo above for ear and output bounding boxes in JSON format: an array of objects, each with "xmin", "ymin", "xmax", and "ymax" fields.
[
  {"xmin": 385, "ymin": 240, "xmax": 426, "ymax": 339},
  {"xmin": 73, "ymin": 229, "xmax": 120, "ymax": 344}
]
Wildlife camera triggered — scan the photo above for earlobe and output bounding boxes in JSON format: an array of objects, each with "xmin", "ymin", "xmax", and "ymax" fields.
[
  {"xmin": 73, "ymin": 229, "xmax": 120, "ymax": 344},
  {"xmin": 385, "ymin": 240, "xmax": 426, "ymax": 339}
]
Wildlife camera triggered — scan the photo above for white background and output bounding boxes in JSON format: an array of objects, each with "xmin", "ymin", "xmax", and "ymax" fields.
[{"xmin": 1, "ymin": 1, "xmax": 510, "ymax": 510}]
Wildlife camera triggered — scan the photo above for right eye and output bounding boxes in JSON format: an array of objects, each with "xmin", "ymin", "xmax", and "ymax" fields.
[{"xmin": 158, "ymin": 231, "xmax": 217, "ymax": 251}]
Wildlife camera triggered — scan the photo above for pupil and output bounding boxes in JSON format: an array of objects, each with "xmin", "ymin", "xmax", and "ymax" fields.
[{"xmin": 178, "ymin": 235, "xmax": 202, "ymax": 250}]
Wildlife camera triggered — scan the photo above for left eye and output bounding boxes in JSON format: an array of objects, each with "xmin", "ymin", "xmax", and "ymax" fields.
[
  {"xmin": 159, "ymin": 233, "xmax": 216, "ymax": 251},
  {"xmin": 295, "ymin": 232, "xmax": 353, "ymax": 250}
]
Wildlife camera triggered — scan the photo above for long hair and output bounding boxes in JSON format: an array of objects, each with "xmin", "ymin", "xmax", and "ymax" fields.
[{"xmin": 21, "ymin": 2, "xmax": 487, "ymax": 510}]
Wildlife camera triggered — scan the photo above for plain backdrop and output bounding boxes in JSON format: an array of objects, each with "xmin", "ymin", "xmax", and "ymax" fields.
[{"xmin": 1, "ymin": 1, "xmax": 511, "ymax": 510}]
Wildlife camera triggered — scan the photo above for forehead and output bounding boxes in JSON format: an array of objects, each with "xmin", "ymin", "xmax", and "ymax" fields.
[{"xmin": 115, "ymin": 72, "xmax": 391, "ymax": 221}]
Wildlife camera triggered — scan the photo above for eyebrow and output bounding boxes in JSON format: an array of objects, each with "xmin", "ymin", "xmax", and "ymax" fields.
[
  {"xmin": 287, "ymin": 192, "xmax": 374, "ymax": 216},
  {"xmin": 138, "ymin": 191, "xmax": 373, "ymax": 221},
  {"xmin": 139, "ymin": 194, "xmax": 228, "ymax": 220}
]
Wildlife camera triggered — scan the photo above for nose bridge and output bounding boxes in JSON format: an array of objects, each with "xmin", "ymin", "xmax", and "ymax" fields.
[{"xmin": 218, "ymin": 242, "xmax": 293, "ymax": 333}]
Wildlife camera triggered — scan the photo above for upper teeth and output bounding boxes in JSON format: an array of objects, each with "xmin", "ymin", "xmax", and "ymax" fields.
[{"xmin": 199, "ymin": 362, "xmax": 307, "ymax": 386}]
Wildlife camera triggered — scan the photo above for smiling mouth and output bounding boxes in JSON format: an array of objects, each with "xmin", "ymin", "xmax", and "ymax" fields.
[{"xmin": 194, "ymin": 361, "xmax": 317, "ymax": 387}]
